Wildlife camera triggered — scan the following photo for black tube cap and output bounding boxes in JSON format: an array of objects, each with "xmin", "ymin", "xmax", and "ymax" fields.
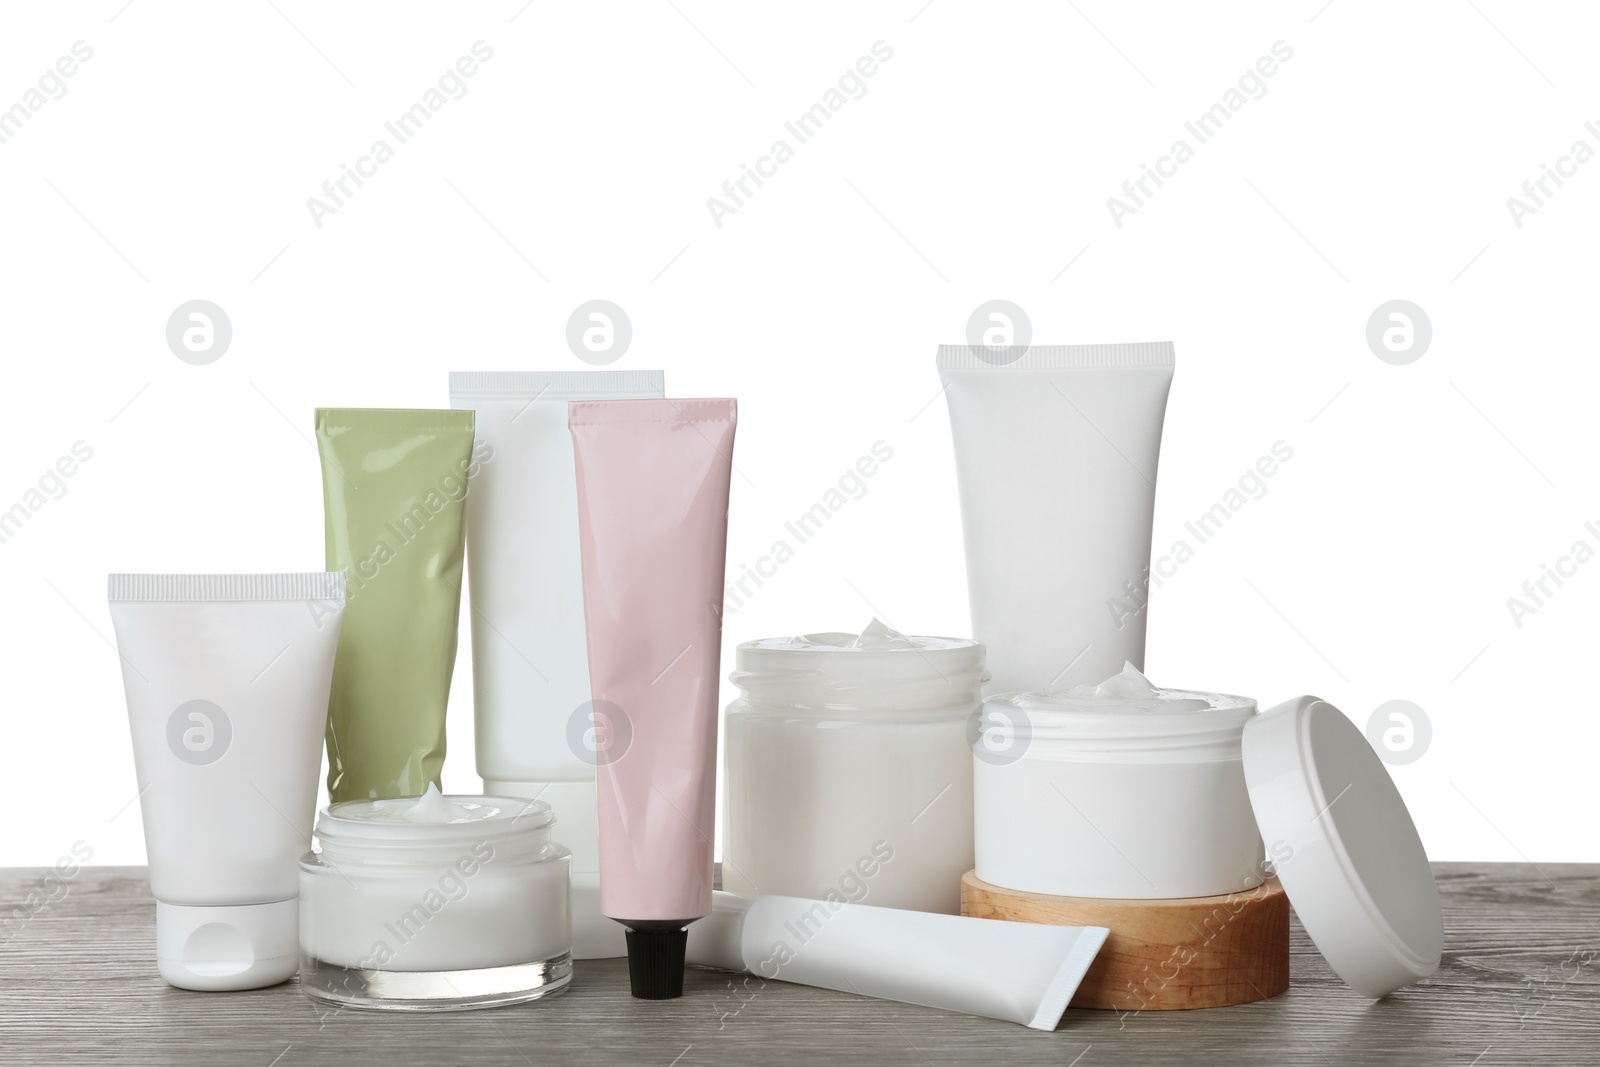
[{"xmin": 623, "ymin": 922, "xmax": 690, "ymax": 1000}]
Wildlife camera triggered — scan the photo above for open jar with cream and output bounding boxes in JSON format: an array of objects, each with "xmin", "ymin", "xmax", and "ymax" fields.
[
  {"xmin": 723, "ymin": 620, "xmax": 986, "ymax": 913},
  {"xmin": 974, "ymin": 663, "xmax": 1263, "ymax": 899},
  {"xmin": 298, "ymin": 786, "xmax": 572, "ymax": 1011}
]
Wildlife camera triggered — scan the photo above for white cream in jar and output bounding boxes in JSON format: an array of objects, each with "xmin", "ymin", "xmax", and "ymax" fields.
[
  {"xmin": 723, "ymin": 620, "xmax": 986, "ymax": 914},
  {"xmin": 298, "ymin": 786, "xmax": 571, "ymax": 1010},
  {"xmin": 974, "ymin": 663, "xmax": 1262, "ymax": 899}
]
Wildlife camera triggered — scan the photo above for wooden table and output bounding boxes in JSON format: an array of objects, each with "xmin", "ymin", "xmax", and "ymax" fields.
[{"xmin": 2, "ymin": 863, "xmax": 1596, "ymax": 1065}]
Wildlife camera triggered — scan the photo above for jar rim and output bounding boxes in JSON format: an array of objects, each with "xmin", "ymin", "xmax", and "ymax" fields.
[
  {"xmin": 314, "ymin": 793, "xmax": 555, "ymax": 849},
  {"xmin": 978, "ymin": 690, "xmax": 1258, "ymax": 753},
  {"xmin": 738, "ymin": 632, "xmax": 981, "ymax": 655},
  {"xmin": 732, "ymin": 633, "xmax": 988, "ymax": 713}
]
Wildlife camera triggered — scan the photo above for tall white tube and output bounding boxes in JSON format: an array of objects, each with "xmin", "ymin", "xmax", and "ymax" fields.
[
  {"xmin": 108, "ymin": 573, "xmax": 345, "ymax": 990},
  {"xmin": 685, "ymin": 891, "xmax": 1108, "ymax": 1030},
  {"xmin": 937, "ymin": 343, "xmax": 1174, "ymax": 694},
  {"xmin": 449, "ymin": 370, "xmax": 663, "ymax": 960}
]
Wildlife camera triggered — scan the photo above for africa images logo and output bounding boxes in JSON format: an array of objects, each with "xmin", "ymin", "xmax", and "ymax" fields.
[{"xmin": 166, "ymin": 700, "xmax": 231, "ymax": 766}]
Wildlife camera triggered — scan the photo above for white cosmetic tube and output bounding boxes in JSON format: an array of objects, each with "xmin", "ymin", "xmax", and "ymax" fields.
[
  {"xmin": 937, "ymin": 343, "xmax": 1175, "ymax": 694},
  {"xmin": 449, "ymin": 370, "xmax": 663, "ymax": 960},
  {"xmin": 685, "ymin": 891, "xmax": 1108, "ymax": 1030},
  {"xmin": 108, "ymin": 573, "xmax": 346, "ymax": 991}
]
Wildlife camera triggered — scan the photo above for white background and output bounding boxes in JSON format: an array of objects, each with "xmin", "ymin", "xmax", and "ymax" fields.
[{"xmin": 1, "ymin": 1, "xmax": 1595, "ymax": 868}]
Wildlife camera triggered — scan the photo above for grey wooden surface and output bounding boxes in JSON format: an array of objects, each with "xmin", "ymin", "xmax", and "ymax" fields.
[{"xmin": 1, "ymin": 863, "xmax": 1596, "ymax": 1066}]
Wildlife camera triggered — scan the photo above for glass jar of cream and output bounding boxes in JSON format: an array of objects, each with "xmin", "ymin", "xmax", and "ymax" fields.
[
  {"xmin": 723, "ymin": 620, "xmax": 987, "ymax": 913},
  {"xmin": 974, "ymin": 663, "xmax": 1262, "ymax": 899},
  {"xmin": 298, "ymin": 786, "xmax": 572, "ymax": 1010}
]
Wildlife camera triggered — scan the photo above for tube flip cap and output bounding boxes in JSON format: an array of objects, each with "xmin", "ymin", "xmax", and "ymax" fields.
[{"xmin": 155, "ymin": 900, "xmax": 300, "ymax": 991}]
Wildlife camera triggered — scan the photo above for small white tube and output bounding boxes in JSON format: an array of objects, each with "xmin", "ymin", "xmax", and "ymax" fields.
[
  {"xmin": 937, "ymin": 343, "xmax": 1175, "ymax": 694},
  {"xmin": 109, "ymin": 573, "xmax": 346, "ymax": 991},
  {"xmin": 450, "ymin": 370, "xmax": 663, "ymax": 961},
  {"xmin": 685, "ymin": 890, "xmax": 1108, "ymax": 1030}
]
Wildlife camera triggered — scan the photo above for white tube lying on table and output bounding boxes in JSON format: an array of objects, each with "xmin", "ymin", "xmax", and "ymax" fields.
[{"xmin": 685, "ymin": 890, "xmax": 1108, "ymax": 1030}]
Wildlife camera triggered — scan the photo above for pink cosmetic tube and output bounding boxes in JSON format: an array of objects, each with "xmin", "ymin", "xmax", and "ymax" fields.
[{"xmin": 569, "ymin": 398, "xmax": 737, "ymax": 999}]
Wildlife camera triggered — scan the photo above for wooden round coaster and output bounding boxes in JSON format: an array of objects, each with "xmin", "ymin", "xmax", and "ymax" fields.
[{"xmin": 960, "ymin": 870, "xmax": 1290, "ymax": 1011}]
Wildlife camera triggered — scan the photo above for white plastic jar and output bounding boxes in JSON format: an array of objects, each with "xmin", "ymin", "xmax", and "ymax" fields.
[
  {"xmin": 722, "ymin": 620, "xmax": 986, "ymax": 914},
  {"xmin": 299, "ymin": 786, "xmax": 572, "ymax": 1010},
  {"xmin": 974, "ymin": 663, "xmax": 1262, "ymax": 899}
]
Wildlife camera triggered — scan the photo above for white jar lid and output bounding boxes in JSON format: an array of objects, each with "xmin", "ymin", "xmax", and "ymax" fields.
[{"xmin": 1242, "ymin": 695, "xmax": 1443, "ymax": 997}]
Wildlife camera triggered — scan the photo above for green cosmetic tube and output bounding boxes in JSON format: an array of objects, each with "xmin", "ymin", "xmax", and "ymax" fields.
[{"xmin": 315, "ymin": 408, "xmax": 482, "ymax": 801}]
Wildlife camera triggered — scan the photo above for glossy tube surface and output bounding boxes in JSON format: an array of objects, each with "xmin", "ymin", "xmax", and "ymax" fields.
[
  {"xmin": 685, "ymin": 890, "xmax": 1108, "ymax": 1030},
  {"xmin": 109, "ymin": 572, "xmax": 345, "ymax": 990},
  {"xmin": 569, "ymin": 398, "xmax": 736, "ymax": 998},
  {"xmin": 449, "ymin": 371, "xmax": 664, "ymax": 960},
  {"xmin": 315, "ymin": 408, "xmax": 479, "ymax": 801},
  {"xmin": 937, "ymin": 343, "xmax": 1174, "ymax": 694}
]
